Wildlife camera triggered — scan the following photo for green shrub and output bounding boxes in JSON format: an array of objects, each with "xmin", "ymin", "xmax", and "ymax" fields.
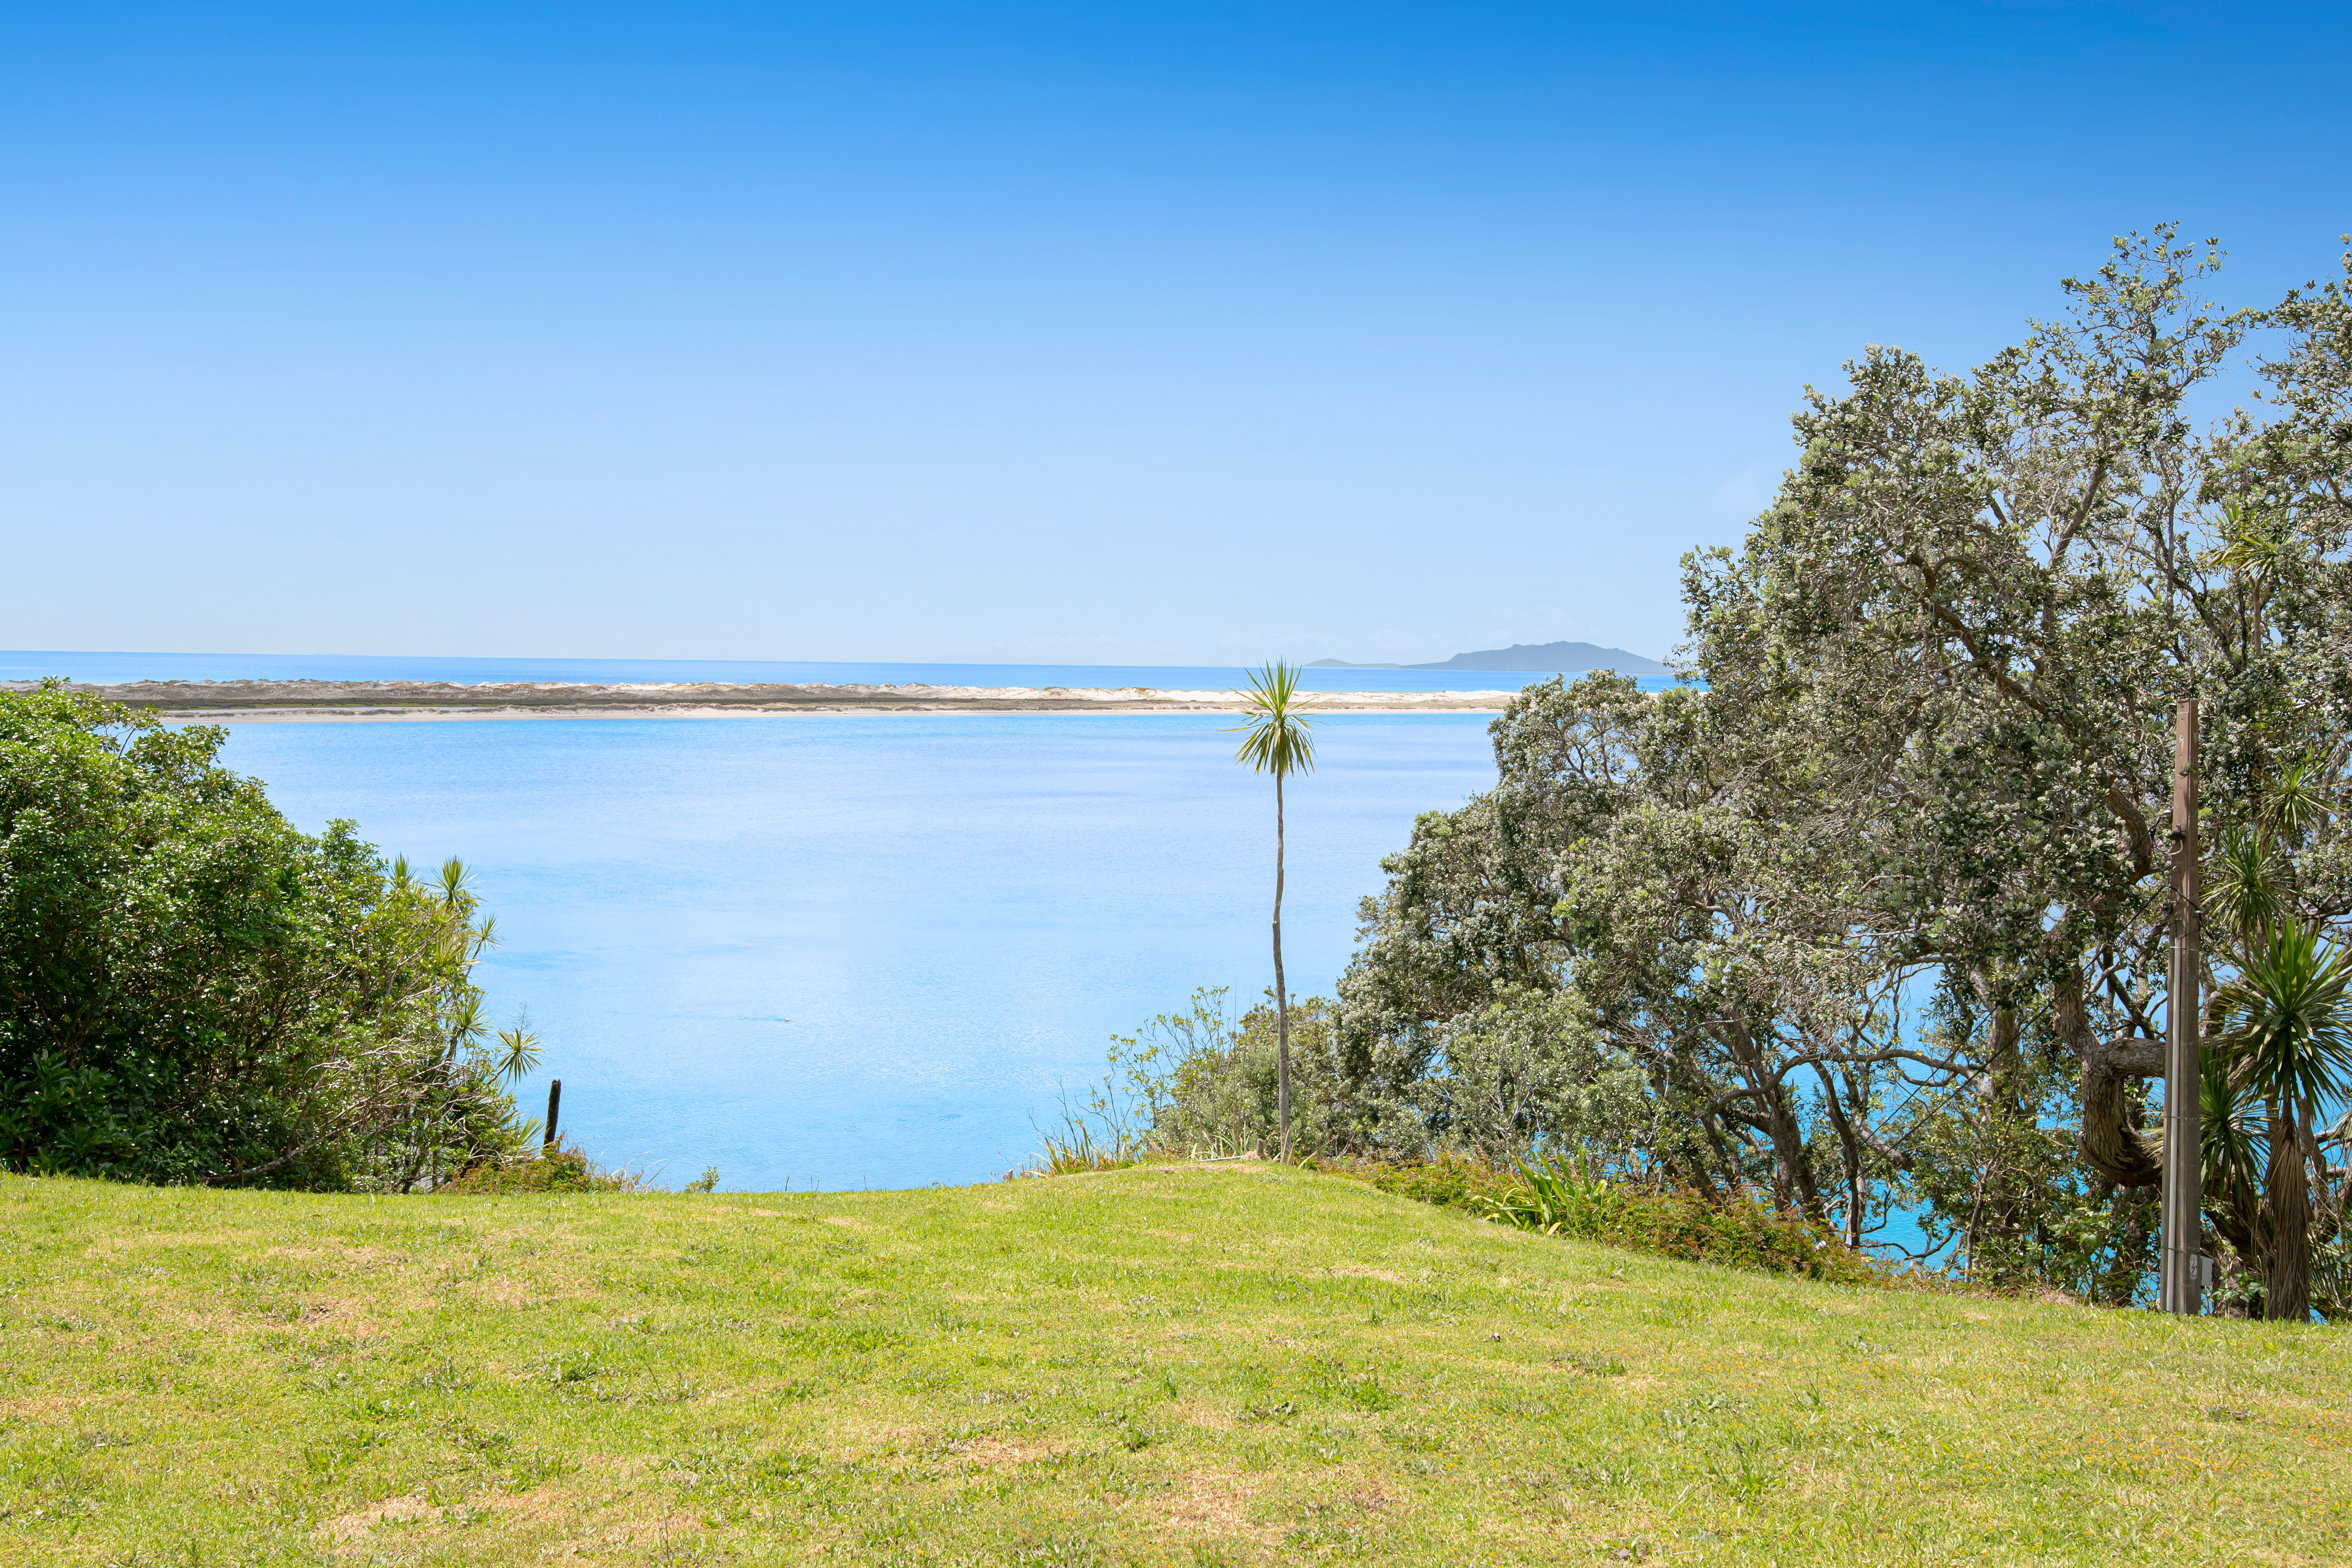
[
  {"xmin": 1329, "ymin": 1153, "xmax": 1881, "ymax": 1285},
  {"xmin": 437, "ymin": 1140, "xmax": 645, "ymax": 1194},
  {"xmin": 1317, "ymin": 1152, "xmax": 1522, "ymax": 1212},
  {"xmin": 0, "ymin": 683, "xmax": 533, "ymax": 1187},
  {"xmin": 1557, "ymin": 1182, "xmax": 1878, "ymax": 1283}
]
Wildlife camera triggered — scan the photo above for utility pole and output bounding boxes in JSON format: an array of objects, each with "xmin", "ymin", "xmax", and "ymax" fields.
[{"xmin": 2159, "ymin": 699, "xmax": 2202, "ymax": 1315}]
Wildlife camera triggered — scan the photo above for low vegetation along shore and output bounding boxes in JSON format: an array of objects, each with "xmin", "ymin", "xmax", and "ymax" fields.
[
  {"xmin": 7, "ymin": 1167, "xmax": 2343, "ymax": 1567},
  {"xmin": 0, "ymin": 678, "xmax": 1520, "ymax": 721}
]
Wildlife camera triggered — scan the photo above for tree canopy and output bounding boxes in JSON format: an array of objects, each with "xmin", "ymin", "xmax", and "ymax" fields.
[
  {"xmin": 0, "ymin": 683, "xmax": 532, "ymax": 1187},
  {"xmin": 1305, "ymin": 229, "xmax": 2352, "ymax": 1314}
]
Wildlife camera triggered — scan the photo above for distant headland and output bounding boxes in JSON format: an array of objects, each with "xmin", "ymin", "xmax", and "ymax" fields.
[{"xmin": 1309, "ymin": 640, "xmax": 1666, "ymax": 674}]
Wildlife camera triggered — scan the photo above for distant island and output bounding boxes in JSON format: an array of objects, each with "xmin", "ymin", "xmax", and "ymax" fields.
[{"xmin": 1310, "ymin": 640, "xmax": 1667, "ymax": 674}]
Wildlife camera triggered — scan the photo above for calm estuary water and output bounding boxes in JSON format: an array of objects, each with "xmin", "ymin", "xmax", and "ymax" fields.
[{"xmin": 212, "ymin": 713, "xmax": 1501, "ymax": 1191}]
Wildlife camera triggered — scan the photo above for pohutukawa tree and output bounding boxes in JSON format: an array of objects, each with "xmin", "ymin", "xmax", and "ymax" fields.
[{"xmin": 1289, "ymin": 229, "xmax": 2352, "ymax": 1313}]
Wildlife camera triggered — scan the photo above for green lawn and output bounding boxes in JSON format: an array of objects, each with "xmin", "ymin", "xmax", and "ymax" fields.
[{"xmin": 1, "ymin": 1166, "xmax": 2343, "ymax": 1566}]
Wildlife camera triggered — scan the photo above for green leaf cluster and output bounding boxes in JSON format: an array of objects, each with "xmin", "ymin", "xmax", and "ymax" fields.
[
  {"xmin": 1318, "ymin": 228, "xmax": 2352, "ymax": 1311},
  {"xmin": 0, "ymin": 683, "xmax": 533, "ymax": 1187}
]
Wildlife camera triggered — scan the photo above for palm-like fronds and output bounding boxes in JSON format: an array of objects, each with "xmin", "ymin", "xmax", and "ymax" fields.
[
  {"xmin": 444, "ymin": 991, "xmax": 490, "ymax": 1065},
  {"xmin": 1228, "ymin": 662, "xmax": 1316, "ymax": 777},
  {"xmin": 437, "ymin": 857, "xmax": 477, "ymax": 914},
  {"xmin": 495, "ymin": 1013, "xmax": 543, "ymax": 1086},
  {"xmin": 2205, "ymin": 827, "xmax": 2284, "ymax": 941},
  {"xmin": 2199, "ymin": 1051, "xmax": 2264, "ymax": 1200},
  {"xmin": 2213, "ymin": 923, "xmax": 2352, "ymax": 1113},
  {"xmin": 2199, "ymin": 1048, "xmax": 2267, "ymax": 1275},
  {"xmin": 2211, "ymin": 499, "xmax": 2297, "ymax": 579},
  {"xmin": 2268, "ymin": 751, "xmax": 2333, "ymax": 843}
]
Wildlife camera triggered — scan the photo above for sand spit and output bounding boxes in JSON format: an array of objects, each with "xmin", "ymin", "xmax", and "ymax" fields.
[{"xmin": 6, "ymin": 678, "xmax": 1518, "ymax": 722}]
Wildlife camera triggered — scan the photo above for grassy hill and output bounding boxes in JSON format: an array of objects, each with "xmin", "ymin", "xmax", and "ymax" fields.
[{"xmin": 1, "ymin": 1167, "xmax": 2342, "ymax": 1566}]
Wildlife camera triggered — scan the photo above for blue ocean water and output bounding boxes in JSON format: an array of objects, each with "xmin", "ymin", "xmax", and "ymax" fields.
[
  {"xmin": 1, "ymin": 649, "xmax": 1674, "ymax": 695},
  {"xmin": 213, "ymin": 713, "xmax": 1501, "ymax": 1191}
]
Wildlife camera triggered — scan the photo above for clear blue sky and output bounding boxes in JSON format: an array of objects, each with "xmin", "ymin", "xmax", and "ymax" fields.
[{"xmin": 6, "ymin": 3, "xmax": 2347, "ymax": 667}]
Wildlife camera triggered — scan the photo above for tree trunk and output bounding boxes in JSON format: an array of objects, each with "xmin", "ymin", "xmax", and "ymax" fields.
[
  {"xmin": 2096, "ymin": 1186, "xmax": 2159, "ymax": 1307},
  {"xmin": 2066, "ymin": 965, "xmax": 2163, "ymax": 1188},
  {"xmin": 2265, "ymin": 1099, "xmax": 2311, "ymax": 1321},
  {"xmin": 1976, "ymin": 988, "xmax": 2034, "ymax": 1245},
  {"xmin": 2205, "ymin": 1162, "xmax": 2263, "ymax": 1274},
  {"xmin": 1274, "ymin": 771, "xmax": 1291, "ymax": 1163},
  {"xmin": 1726, "ymin": 1022, "xmax": 1821, "ymax": 1220},
  {"xmin": 1811, "ymin": 1062, "xmax": 1865, "ymax": 1247}
]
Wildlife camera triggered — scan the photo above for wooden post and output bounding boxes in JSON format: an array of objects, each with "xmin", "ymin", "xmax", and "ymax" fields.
[
  {"xmin": 2160, "ymin": 699, "xmax": 2202, "ymax": 1315},
  {"xmin": 544, "ymin": 1079, "xmax": 563, "ymax": 1154}
]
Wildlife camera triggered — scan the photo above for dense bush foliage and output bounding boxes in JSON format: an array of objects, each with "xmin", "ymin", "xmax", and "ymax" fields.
[
  {"xmin": 0, "ymin": 684, "xmax": 534, "ymax": 1187},
  {"xmin": 1107, "ymin": 231, "xmax": 2352, "ymax": 1315}
]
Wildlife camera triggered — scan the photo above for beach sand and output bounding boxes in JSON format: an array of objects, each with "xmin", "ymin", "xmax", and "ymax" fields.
[{"xmin": 5, "ymin": 678, "xmax": 1519, "ymax": 722}]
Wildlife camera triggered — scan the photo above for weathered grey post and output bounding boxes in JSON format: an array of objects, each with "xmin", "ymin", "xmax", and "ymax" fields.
[
  {"xmin": 544, "ymin": 1079, "xmax": 563, "ymax": 1154},
  {"xmin": 2159, "ymin": 699, "xmax": 2202, "ymax": 1315}
]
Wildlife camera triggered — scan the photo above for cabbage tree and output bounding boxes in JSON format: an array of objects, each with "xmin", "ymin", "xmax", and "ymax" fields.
[
  {"xmin": 1231, "ymin": 662, "xmax": 1315, "ymax": 1162},
  {"xmin": 2214, "ymin": 925, "xmax": 2352, "ymax": 1320}
]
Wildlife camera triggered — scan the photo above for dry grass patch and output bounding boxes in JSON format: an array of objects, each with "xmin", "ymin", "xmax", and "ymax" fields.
[
  {"xmin": 319, "ymin": 1492, "xmax": 436, "ymax": 1541},
  {"xmin": 1158, "ymin": 1468, "xmax": 1274, "ymax": 1542}
]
